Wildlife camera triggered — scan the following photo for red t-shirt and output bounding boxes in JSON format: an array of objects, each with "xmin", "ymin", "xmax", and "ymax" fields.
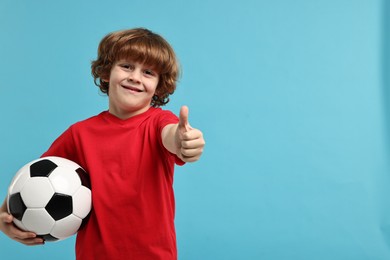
[{"xmin": 42, "ymin": 107, "xmax": 184, "ymax": 260}]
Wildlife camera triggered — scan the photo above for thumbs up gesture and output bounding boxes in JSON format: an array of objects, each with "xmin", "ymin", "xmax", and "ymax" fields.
[{"xmin": 174, "ymin": 106, "xmax": 205, "ymax": 162}]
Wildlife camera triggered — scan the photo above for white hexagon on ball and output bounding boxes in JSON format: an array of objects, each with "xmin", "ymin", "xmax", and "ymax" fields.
[
  {"xmin": 73, "ymin": 186, "xmax": 92, "ymax": 219},
  {"xmin": 49, "ymin": 167, "xmax": 81, "ymax": 195},
  {"xmin": 51, "ymin": 214, "xmax": 82, "ymax": 239},
  {"xmin": 20, "ymin": 177, "xmax": 54, "ymax": 208},
  {"xmin": 7, "ymin": 167, "xmax": 30, "ymax": 195},
  {"xmin": 13, "ymin": 218, "xmax": 27, "ymax": 231},
  {"xmin": 53, "ymin": 157, "xmax": 80, "ymax": 171},
  {"xmin": 22, "ymin": 208, "xmax": 55, "ymax": 235}
]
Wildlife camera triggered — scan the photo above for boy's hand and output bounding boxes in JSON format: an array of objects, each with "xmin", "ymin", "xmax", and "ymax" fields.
[
  {"xmin": 0, "ymin": 201, "xmax": 44, "ymax": 245},
  {"xmin": 175, "ymin": 106, "xmax": 205, "ymax": 162}
]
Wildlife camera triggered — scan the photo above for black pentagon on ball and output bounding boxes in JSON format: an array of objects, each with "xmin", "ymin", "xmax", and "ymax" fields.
[
  {"xmin": 45, "ymin": 193, "xmax": 73, "ymax": 221},
  {"xmin": 38, "ymin": 234, "xmax": 59, "ymax": 242},
  {"xmin": 8, "ymin": 193, "xmax": 27, "ymax": 221},
  {"xmin": 30, "ymin": 159, "xmax": 58, "ymax": 177},
  {"xmin": 76, "ymin": 168, "xmax": 91, "ymax": 189}
]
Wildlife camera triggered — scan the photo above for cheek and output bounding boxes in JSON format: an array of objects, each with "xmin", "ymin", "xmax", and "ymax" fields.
[
  {"xmin": 146, "ymin": 80, "xmax": 159, "ymax": 93},
  {"xmin": 153, "ymin": 78, "xmax": 160, "ymax": 90}
]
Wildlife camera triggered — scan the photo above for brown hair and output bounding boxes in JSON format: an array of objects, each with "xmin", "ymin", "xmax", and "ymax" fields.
[{"xmin": 91, "ymin": 28, "xmax": 180, "ymax": 107}]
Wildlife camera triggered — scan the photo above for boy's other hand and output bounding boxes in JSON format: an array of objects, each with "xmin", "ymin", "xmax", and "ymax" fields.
[
  {"xmin": 176, "ymin": 106, "xmax": 205, "ymax": 162},
  {"xmin": 0, "ymin": 209, "xmax": 44, "ymax": 245}
]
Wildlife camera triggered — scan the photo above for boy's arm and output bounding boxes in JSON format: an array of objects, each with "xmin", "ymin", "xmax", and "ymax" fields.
[
  {"xmin": 0, "ymin": 197, "xmax": 44, "ymax": 245},
  {"xmin": 162, "ymin": 106, "xmax": 205, "ymax": 162}
]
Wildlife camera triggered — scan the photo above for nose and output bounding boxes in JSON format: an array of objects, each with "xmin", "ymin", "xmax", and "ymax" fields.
[{"xmin": 127, "ymin": 69, "xmax": 141, "ymax": 83}]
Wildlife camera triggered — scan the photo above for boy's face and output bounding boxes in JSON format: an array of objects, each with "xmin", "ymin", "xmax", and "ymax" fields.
[{"xmin": 106, "ymin": 60, "xmax": 159, "ymax": 119}]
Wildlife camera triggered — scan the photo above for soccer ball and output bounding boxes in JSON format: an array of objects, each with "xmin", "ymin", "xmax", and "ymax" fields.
[{"xmin": 7, "ymin": 156, "xmax": 92, "ymax": 242}]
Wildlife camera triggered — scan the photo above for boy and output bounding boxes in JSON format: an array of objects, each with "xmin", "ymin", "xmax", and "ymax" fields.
[{"xmin": 0, "ymin": 28, "xmax": 205, "ymax": 259}]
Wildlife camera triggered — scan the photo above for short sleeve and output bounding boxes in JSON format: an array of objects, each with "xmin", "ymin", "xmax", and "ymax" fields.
[
  {"xmin": 41, "ymin": 126, "xmax": 78, "ymax": 162},
  {"xmin": 154, "ymin": 109, "xmax": 185, "ymax": 166}
]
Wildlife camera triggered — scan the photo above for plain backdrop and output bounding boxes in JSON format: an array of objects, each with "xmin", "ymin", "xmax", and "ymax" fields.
[{"xmin": 1, "ymin": 0, "xmax": 389, "ymax": 259}]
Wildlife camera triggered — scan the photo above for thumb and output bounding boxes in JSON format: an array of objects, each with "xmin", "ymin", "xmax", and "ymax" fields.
[
  {"xmin": 1, "ymin": 212, "xmax": 13, "ymax": 223},
  {"xmin": 178, "ymin": 106, "xmax": 191, "ymax": 131}
]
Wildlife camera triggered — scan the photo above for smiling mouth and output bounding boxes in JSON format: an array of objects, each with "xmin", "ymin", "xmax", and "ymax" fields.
[{"xmin": 121, "ymin": 85, "xmax": 143, "ymax": 92}]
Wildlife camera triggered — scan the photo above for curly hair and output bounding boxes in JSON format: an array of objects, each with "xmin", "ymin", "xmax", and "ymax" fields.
[{"xmin": 91, "ymin": 28, "xmax": 180, "ymax": 107}]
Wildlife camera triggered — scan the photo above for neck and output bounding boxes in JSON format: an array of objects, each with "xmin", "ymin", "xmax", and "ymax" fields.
[{"xmin": 108, "ymin": 106, "xmax": 151, "ymax": 120}]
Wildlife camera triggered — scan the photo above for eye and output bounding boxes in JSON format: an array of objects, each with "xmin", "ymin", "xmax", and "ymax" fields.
[
  {"xmin": 120, "ymin": 63, "xmax": 134, "ymax": 70},
  {"xmin": 144, "ymin": 69, "xmax": 157, "ymax": 77}
]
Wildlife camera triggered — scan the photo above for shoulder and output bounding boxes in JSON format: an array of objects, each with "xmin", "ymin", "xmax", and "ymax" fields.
[
  {"xmin": 149, "ymin": 107, "xmax": 178, "ymax": 122},
  {"xmin": 71, "ymin": 112, "xmax": 106, "ymax": 127},
  {"xmin": 64, "ymin": 112, "xmax": 107, "ymax": 135},
  {"xmin": 146, "ymin": 108, "xmax": 179, "ymax": 132}
]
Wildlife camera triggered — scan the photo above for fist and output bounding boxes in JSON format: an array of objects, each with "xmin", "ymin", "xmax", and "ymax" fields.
[{"xmin": 175, "ymin": 106, "xmax": 205, "ymax": 162}]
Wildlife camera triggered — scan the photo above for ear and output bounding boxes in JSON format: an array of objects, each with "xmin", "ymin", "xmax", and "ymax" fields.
[
  {"xmin": 101, "ymin": 70, "xmax": 111, "ymax": 83},
  {"xmin": 153, "ymin": 87, "xmax": 160, "ymax": 97}
]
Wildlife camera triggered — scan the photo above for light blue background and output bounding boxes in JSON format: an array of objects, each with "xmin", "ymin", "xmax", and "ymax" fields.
[{"xmin": 1, "ymin": 0, "xmax": 389, "ymax": 259}]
